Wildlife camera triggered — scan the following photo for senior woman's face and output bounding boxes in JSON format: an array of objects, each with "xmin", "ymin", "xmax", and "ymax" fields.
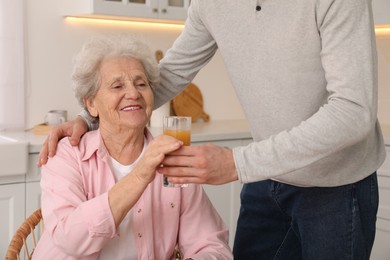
[{"xmin": 86, "ymin": 56, "xmax": 154, "ymax": 130}]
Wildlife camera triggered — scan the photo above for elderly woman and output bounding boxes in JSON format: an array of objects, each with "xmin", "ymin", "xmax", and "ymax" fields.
[{"xmin": 32, "ymin": 36, "xmax": 232, "ymax": 260}]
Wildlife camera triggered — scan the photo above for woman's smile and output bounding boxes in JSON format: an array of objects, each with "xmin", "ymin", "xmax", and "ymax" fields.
[{"xmin": 120, "ymin": 105, "xmax": 143, "ymax": 111}]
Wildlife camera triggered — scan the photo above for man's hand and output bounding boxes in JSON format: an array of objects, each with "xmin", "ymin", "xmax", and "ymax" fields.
[
  {"xmin": 158, "ymin": 144, "xmax": 239, "ymax": 185},
  {"xmin": 37, "ymin": 116, "xmax": 88, "ymax": 166}
]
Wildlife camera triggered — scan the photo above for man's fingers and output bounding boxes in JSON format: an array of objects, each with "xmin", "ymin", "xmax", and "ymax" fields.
[
  {"xmin": 166, "ymin": 175, "xmax": 204, "ymax": 185},
  {"xmin": 37, "ymin": 140, "xmax": 49, "ymax": 167}
]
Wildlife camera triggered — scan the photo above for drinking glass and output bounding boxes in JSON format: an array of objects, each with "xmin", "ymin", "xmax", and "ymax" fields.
[{"xmin": 163, "ymin": 116, "xmax": 191, "ymax": 187}]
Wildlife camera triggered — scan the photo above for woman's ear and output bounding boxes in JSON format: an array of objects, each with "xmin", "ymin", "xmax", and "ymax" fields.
[{"xmin": 84, "ymin": 97, "xmax": 98, "ymax": 117}]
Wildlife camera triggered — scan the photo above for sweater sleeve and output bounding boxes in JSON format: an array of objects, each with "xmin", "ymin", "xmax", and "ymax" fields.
[
  {"xmin": 234, "ymin": 0, "xmax": 379, "ymax": 184},
  {"xmin": 154, "ymin": 0, "xmax": 218, "ymax": 108}
]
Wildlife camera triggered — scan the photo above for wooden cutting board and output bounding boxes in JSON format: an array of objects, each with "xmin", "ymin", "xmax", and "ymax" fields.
[
  {"xmin": 155, "ymin": 50, "xmax": 210, "ymax": 123},
  {"xmin": 171, "ymin": 82, "xmax": 210, "ymax": 123}
]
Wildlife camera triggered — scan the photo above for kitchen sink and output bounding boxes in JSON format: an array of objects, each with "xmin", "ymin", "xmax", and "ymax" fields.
[{"xmin": 0, "ymin": 135, "xmax": 28, "ymax": 177}]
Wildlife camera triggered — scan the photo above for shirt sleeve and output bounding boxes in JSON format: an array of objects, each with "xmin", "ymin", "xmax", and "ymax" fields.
[{"xmin": 40, "ymin": 138, "xmax": 116, "ymax": 256}]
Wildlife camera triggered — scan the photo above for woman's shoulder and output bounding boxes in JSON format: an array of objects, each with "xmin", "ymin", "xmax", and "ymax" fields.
[{"xmin": 55, "ymin": 130, "xmax": 100, "ymax": 158}]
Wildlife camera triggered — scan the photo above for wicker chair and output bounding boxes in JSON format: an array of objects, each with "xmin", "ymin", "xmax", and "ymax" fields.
[
  {"xmin": 5, "ymin": 208, "xmax": 43, "ymax": 260},
  {"xmin": 5, "ymin": 208, "xmax": 183, "ymax": 259}
]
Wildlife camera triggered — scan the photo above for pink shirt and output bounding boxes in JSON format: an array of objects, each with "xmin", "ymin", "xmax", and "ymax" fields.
[{"xmin": 33, "ymin": 129, "xmax": 232, "ymax": 260}]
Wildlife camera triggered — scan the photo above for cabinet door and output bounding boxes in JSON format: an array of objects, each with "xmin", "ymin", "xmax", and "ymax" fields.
[
  {"xmin": 26, "ymin": 182, "xmax": 41, "ymax": 217},
  {"xmin": 159, "ymin": 0, "xmax": 190, "ymax": 21},
  {"xmin": 26, "ymin": 153, "xmax": 42, "ymax": 215},
  {"xmin": 93, "ymin": 0, "xmax": 159, "ymax": 20},
  {"xmin": 193, "ymin": 138, "xmax": 252, "ymax": 248},
  {"xmin": 0, "ymin": 183, "xmax": 25, "ymax": 258},
  {"xmin": 26, "ymin": 153, "xmax": 41, "ymax": 183},
  {"xmin": 24, "ymin": 181, "xmax": 43, "ymax": 259}
]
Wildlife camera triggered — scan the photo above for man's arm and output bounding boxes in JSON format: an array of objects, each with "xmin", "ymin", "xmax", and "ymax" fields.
[{"xmin": 37, "ymin": 115, "xmax": 89, "ymax": 166}]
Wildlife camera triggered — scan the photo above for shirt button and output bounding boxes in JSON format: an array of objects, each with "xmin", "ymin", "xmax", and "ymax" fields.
[
  {"xmin": 137, "ymin": 208, "xmax": 142, "ymax": 213},
  {"xmin": 138, "ymin": 233, "xmax": 142, "ymax": 238},
  {"xmin": 256, "ymin": 5, "xmax": 261, "ymax": 11},
  {"xmin": 170, "ymin": 203, "xmax": 175, "ymax": 208}
]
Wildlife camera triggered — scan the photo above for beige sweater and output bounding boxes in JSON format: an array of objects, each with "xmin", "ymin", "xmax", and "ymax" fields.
[{"xmin": 155, "ymin": 0, "xmax": 386, "ymax": 186}]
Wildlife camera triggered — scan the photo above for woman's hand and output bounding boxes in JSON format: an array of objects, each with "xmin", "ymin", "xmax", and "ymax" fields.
[
  {"xmin": 38, "ymin": 116, "xmax": 88, "ymax": 166},
  {"xmin": 108, "ymin": 134, "xmax": 183, "ymax": 227},
  {"xmin": 132, "ymin": 134, "xmax": 183, "ymax": 185}
]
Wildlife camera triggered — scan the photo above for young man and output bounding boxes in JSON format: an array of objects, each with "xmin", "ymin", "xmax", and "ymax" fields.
[{"xmin": 40, "ymin": 1, "xmax": 385, "ymax": 259}]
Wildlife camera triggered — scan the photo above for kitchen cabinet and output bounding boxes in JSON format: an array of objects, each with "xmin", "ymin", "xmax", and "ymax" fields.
[
  {"xmin": 25, "ymin": 153, "xmax": 41, "ymax": 217},
  {"xmin": 372, "ymin": 0, "xmax": 390, "ymax": 25},
  {"xmin": 195, "ymin": 138, "xmax": 252, "ymax": 248},
  {"xmin": 0, "ymin": 183, "xmax": 25, "ymax": 259},
  {"xmin": 371, "ymin": 145, "xmax": 390, "ymax": 260},
  {"xmin": 0, "ymin": 153, "xmax": 41, "ymax": 259},
  {"xmin": 64, "ymin": 0, "xmax": 191, "ymax": 24}
]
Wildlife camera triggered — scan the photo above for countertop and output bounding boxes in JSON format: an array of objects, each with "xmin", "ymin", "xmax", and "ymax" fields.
[
  {"xmin": 1, "ymin": 120, "xmax": 389, "ymax": 154},
  {"xmin": 0, "ymin": 120, "xmax": 253, "ymax": 154}
]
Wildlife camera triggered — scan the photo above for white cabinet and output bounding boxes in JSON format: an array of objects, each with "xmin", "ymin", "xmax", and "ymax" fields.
[
  {"xmin": 371, "ymin": 145, "xmax": 390, "ymax": 260},
  {"xmin": 25, "ymin": 153, "xmax": 42, "ymax": 217},
  {"xmin": 372, "ymin": 0, "xmax": 390, "ymax": 25},
  {"xmin": 26, "ymin": 182, "xmax": 41, "ymax": 217},
  {"xmin": 0, "ymin": 183, "xmax": 25, "ymax": 258},
  {"xmin": 64, "ymin": 0, "xmax": 191, "ymax": 23},
  {"xmin": 0, "ymin": 153, "xmax": 41, "ymax": 259},
  {"xmin": 194, "ymin": 138, "xmax": 252, "ymax": 249}
]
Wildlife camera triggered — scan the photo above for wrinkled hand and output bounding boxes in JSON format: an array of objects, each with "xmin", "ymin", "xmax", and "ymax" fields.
[
  {"xmin": 159, "ymin": 144, "xmax": 238, "ymax": 185},
  {"xmin": 132, "ymin": 135, "xmax": 183, "ymax": 185},
  {"xmin": 37, "ymin": 116, "xmax": 88, "ymax": 167}
]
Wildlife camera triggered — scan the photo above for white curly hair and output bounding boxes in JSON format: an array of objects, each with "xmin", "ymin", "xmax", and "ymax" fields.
[{"xmin": 72, "ymin": 34, "xmax": 159, "ymax": 109}]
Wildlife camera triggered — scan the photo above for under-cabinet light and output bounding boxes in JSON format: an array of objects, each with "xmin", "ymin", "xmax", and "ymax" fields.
[
  {"xmin": 65, "ymin": 16, "xmax": 389, "ymax": 36},
  {"xmin": 375, "ymin": 25, "xmax": 390, "ymax": 36},
  {"xmin": 64, "ymin": 16, "xmax": 185, "ymax": 29}
]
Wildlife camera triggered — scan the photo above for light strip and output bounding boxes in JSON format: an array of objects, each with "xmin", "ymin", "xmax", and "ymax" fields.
[
  {"xmin": 66, "ymin": 16, "xmax": 389, "ymax": 36},
  {"xmin": 64, "ymin": 16, "xmax": 185, "ymax": 30},
  {"xmin": 375, "ymin": 25, "xmax": 390, "ymax": 36}
]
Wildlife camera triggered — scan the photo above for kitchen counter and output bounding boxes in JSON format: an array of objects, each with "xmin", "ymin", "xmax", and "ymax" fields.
[
  {"xmin": 0, "ymin": 120, "xmax": 253, "ymax": 154},
  {"xmin": 1, "ymin": 120, "xmax": 390, "ymax": 155}
]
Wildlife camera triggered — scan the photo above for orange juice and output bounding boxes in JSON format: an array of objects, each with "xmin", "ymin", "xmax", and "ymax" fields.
[
  {"xmin": 162, "ymin": 116, "xmax": 191, "ymax": 188},
  {"xmin": 163, "ymin": 129, "xmax": 191, "ymax": 146}
]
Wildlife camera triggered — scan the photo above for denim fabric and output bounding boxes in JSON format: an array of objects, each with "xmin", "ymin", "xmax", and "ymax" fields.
[{"xmin": 233, "ymin": 173, "xmax": 379, "ymax": 260}]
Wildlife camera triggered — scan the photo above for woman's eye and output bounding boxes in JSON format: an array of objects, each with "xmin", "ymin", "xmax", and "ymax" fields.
[
  {"xmin": 112, "ymin": 84, "xmax": 122, "ymax": 89},
  {"xmin": 135, "ymin": 82, "xmax": 148, "ymax": 88}
]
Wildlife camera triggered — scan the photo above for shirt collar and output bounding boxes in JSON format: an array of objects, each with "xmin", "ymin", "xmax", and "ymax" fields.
[{"xmin": 80, "ymin": 128, "xmax": 154, "ymax": 162}]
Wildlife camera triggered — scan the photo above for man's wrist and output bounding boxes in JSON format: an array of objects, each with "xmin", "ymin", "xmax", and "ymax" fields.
[{"xmin": 78, "ymin": 108, "xmax": 99, "ymax": 130}]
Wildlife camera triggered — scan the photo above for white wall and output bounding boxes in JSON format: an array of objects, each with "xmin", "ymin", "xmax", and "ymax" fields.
[
  {"xmin": 377, "ymin": 36, "xmax": 390, "ymax": 126},
  {"xmin": 24, "ymin": 0, "xmax": 245, "ymax": 128},
  {"xmin": 25, "ymin": 1, "xmax": 390, "ymax": 128}
]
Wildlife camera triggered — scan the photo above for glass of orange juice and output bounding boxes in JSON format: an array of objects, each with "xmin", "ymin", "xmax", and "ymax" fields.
[{"xmin": 163, "ymin": 116, "xmax": 191, "ymax": 187}]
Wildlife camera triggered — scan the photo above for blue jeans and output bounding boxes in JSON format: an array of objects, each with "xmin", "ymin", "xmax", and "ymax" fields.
[{"xmin": 233, "ymin": 173, "xmax": 379, "ymax": 260}]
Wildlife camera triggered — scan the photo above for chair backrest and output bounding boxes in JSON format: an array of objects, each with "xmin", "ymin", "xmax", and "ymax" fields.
[
  {"xmin": 172, "ymin": 245, "xmax": 183, "ymax": 260},
  {"xmin": 6, "ymin": 208, "xmax": 182, "ymax": 259},
  {"xmin": 6, "ymin": 208, "xmax": 43, "ymax": 260}
]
